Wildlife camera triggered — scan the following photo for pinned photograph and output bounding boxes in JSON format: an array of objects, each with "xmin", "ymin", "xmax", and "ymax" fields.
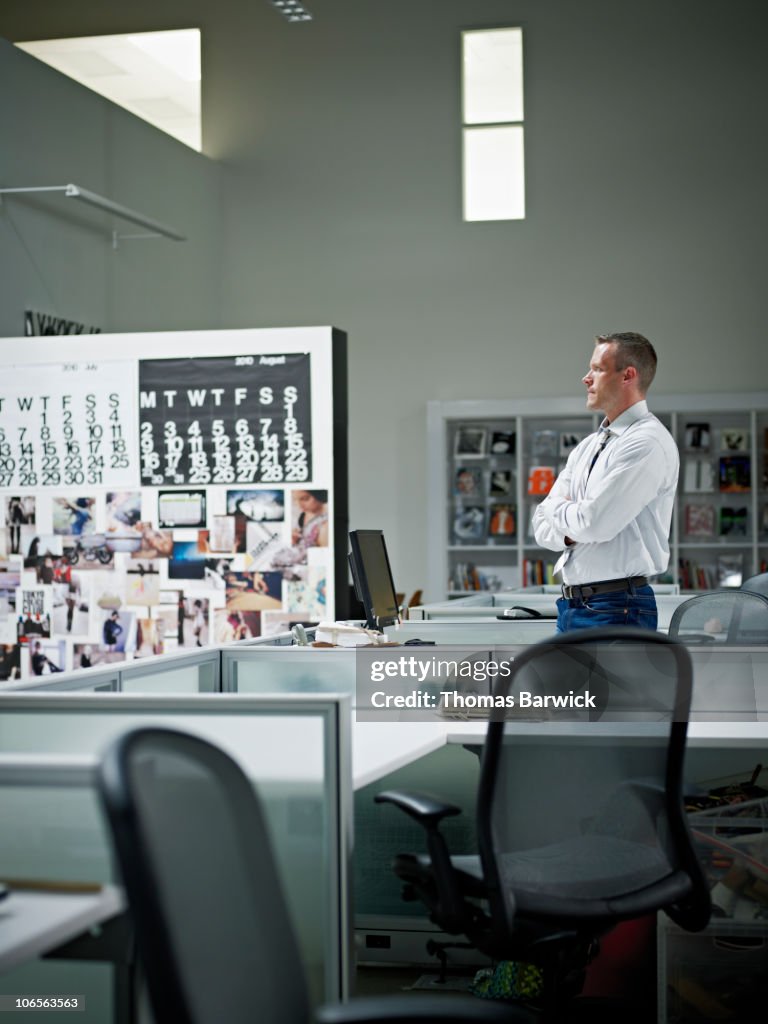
[
  {"xmin": 226, "ymin": 489, "xmax": 285, "ymax": 521},
  {"xmin": 224, "ymin": 570, "xmax": 282, "ymax": 611},
  {"xmin": 0, "ymin": 643, "xmax": 21, "ymax": 681},
  {"xmin": 52, "ymin": 497, "xmax": 96, "ymax": 537},
  {"xmin": 127, "ymin": 524, "xmax": 173, "ymax": 560},
  {"xmin": 169, "ymin": 540, "xmax": 207, "ymax": 580},
  {"xmin": 27, "ymin": 638, "xmax": 65, "ymax": 677},
  {"xmin": 210, "ymin": 515, "xmax": 237, "ymax": 553},
  {"xmin": 214, "ymin": 608, "xmax": 261, "ymax": 642},
  {"xmin": 126, "ymin": 561, "xmax": 161, "ymax": 606},
  {"xmin": 5, "ymin": 495, "xmax": 35, "ymax": 556},
  {"xmin": 158, "ymin": 489, "xmax": 207, "ymax": 528}
]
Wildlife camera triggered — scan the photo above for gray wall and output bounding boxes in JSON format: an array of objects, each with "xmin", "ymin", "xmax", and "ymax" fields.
[{"xmin": 1, "ymin": 0, "xmax": 767, "ymax": 599}]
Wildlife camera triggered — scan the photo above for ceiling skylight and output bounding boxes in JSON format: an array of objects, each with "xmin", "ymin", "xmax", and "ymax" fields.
[{"xmin": 16, "ymin": 29, "xmax": 202, "ymax": 152}]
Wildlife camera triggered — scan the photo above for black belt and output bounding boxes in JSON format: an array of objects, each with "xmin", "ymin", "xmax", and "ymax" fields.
[{"xmin": 561, "ymin": 576, "xmax": 649, "ymax": 601}]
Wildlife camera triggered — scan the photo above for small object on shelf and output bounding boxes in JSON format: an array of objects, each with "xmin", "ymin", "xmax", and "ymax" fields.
[
  {"xmin": 489, "ymin": 430, "xmax": 515, "ymax": 455},
  {"xmin": 488, "ymin": 503, "xmax": 516, "ymax": 537},
  {"xmin": 489, "ymin": 470, "xmax": 513, "ymax": 495},
  {"xmin": 531, "ymin": 429, "xmax": 558, "ymax": 457},
  {"xmin": 527, "ymin": 465, "xmax": 555, "ymax": 496},
  {"xmin": 454, "ymin": 425, "xmax": 487, "ymax": 456},
  {"xmin": 720, "ymin": 427, "xmax": 750, "ymax": 452},
  {"xmin": 719, "ymin": 455, "xmax": 751, "ymax": 493},
  {"xmin": 684, "ymin": 421, "xmax": 711, "ymax": 451},
  {"xmin": 452, "ymin": 505, "xmax": 485, "ymax": 542},
  {"xmin": 683, "ymin": 457, "xmax": 715, "ymax": 493},
  {"xmin": 454, "ymin": 466, "xmax": 483, "ymax": 497},
  {"xmin": 716, "ymin": 553, "xmax": 744, "ymax": 588},
  {"xmin": 559, "ymin": 431, "xmax": 584, "ymax": 457},
  {"xmin": 685, "ymin": 502, "xmax": 715, "ymax": 537},
  {"xmin": 719, "ymin": 506, "xmax": 748, "ymax": 537}
]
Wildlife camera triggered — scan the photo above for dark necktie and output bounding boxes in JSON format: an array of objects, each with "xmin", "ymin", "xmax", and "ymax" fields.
[{"xmin": 586, "ymin": 431, "xmax": 611, "ymax": 482}]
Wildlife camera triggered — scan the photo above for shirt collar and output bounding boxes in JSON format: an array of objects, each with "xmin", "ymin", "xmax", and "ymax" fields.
[{"xmin": 600, "ymin": 399, "xmax": 649, "ymax": 437}]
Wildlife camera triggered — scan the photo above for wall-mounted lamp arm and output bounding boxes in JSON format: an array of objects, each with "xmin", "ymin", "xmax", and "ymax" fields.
[{"xmin": 0, "ymin": 183, "xmax": 186, "ymax": 242}]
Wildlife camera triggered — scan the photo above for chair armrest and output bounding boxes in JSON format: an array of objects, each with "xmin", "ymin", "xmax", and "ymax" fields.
[
  {"xmin": 374, "ymin": 789, "xmax": 462, "ymax": 827},
  {"xmin": 317, "ymin": 994, "xmax": 538, "ymax": 1024}
]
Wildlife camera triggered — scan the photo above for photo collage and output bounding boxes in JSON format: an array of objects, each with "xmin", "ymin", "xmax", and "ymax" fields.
[{"xmin": 0, "ymin": 485, "xmax": 330, "ymax": 681}]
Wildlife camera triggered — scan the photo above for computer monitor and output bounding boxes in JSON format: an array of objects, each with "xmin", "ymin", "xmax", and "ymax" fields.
[{"xmin": 348, "ymin": 529, "xmax": 400, "ymax": 631}]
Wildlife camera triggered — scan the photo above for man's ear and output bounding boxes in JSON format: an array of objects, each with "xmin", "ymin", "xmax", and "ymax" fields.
[{"xmin": 623, "ymin": 365, "xmax": 638, "ymax": 385}]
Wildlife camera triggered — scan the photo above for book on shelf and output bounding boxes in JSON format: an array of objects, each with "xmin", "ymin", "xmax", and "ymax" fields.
[
  {"xmin": 452, "ymin": 505, "xmax": 485, "ymax": 542},
  {"xmin": 488, "ymin": 503, "xmax": 516, "ymax": 537},
  {"xmin": 716, "ymin": 553, "xmax": 744, "ymax": 588},
  {"xmin": 454, "ymin": 465, "xmax": 483, "ymax": 497},
  {"xmin": 684, "ymin": 502, "xmax": 715, "ymax": 537},
  {"xmin": 522, "ymin": 558, "xmax": 555, "ymax": 587},
  {"xmin": 720, "ymin": 427, "xmax": 749, "ymax": 452},
  {"xmin": 451, "ymin": 562, "xmax": 515, "ymax": 592},
  {"xmin": 678, "ymin": 557, "xmax": 716, "ymax": 590},
  {"xmin": 454, "ymin": 426, "xmax": 487, "ymax": 457},
  {"xmin": 719, "ymin": 455, "xmax": 751, "ymax": 492},
  {"xmin": 719, "ymin": 506, "xmax": 748, "ymax": 537},
  {"xmin": 450, "ymin": 562, "xmax": 485, "ymax": 591},
  {"xmin": 489, "ymin": 430, "xmax": 516, "ymax": 455},
  {"xmin": 684, "ymin": 422, "xmax": 711, "ymax": 451},
  {"xmin": 489, "ymin": 469, "xmax": 514, "ymax": 496},
  {"xmin": 527, "ymin": 465, "xmax": 556, "ymax": 496},
  {"xmin": 531, "ymin": 429, "xmax": 559, "ymax": 457},
  {"xmin": 683, "ymin": 457, "xmax": 715, "ymax": 493}
]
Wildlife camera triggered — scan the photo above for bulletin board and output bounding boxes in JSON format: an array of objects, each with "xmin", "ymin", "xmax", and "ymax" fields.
[{"xmin": 0, "ymin": 326, "xmax": 348, "ymax": 680}]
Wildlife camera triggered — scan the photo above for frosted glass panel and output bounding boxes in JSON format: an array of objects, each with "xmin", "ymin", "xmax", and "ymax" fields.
[
  {"xmin": 463, "ymin": 28, "xmax": 523, "ymax": 124},
  {"xmin": 229, "ymin": 650, "xmax": 356, "ymax": 697},
  {"xmin": 120, "ymin": 662, "xmax": 214, "ymax": 693},
  {"xmin": 463, "ymin": 125, "xmax": 525, "ymax": 221}
]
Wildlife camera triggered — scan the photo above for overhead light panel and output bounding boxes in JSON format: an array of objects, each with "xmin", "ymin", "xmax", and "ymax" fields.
[{"xmin": 270, "ymin": 0, "xmax": 313, "ymax": 22}]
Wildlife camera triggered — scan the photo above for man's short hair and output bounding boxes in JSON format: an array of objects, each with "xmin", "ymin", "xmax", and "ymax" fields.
[{"xmin": 597, "ymin": 331, "xmax": 657, "ymax": 392}]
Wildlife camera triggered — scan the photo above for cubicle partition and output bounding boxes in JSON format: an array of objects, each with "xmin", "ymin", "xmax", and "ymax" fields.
[
  {"xmin": 410, "ymin": 587, "xmax": 687, "ymax": 631},
  {"xmin": 0, "ymin": 646, "xmax": 221, "ymax": 695},
  {"xmin": 0, "ymin": 693, "xmax": 353, "ymax": 1011}
]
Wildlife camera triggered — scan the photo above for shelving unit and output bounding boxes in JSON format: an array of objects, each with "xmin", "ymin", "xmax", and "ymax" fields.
[{"xmin": 427, "ymin": 394, "xmax": 768, "ymax": 601}]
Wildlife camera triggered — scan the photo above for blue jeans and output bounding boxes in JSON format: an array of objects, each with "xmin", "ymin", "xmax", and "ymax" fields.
[{"xmin": 556, "ymin": 585, "xmax": 658, "ymax": 633}]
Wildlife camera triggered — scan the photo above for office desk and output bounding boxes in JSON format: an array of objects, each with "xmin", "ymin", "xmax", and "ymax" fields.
[{"xmin": 0, "ymin": 884, "xmax": 124, "ymax": 974}]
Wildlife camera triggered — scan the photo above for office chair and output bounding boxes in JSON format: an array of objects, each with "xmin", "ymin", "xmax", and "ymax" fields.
[
  {"xmin": 742, "ymin": 571, "xmax": 768, "ymax": 599},
  {"xmin": 96, "ymin": 727, "xmax": 537, "ymax": 1024},
  {"xmin": 376, "ymin": 628, "xmax": 711, "ymax": 1021},
  {"xmin": 667, "ymin": 589, "xmax": 768, "ymax": 645}
]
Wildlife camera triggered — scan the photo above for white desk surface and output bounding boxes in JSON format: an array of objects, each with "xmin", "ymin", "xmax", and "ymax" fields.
[
  {"xmin": 352, "ymin": 718, "xmax": 768, "ymax": 787},
  {"xmin": 0, "ymin": 883, "xmax": 124, "ymax": 973}
]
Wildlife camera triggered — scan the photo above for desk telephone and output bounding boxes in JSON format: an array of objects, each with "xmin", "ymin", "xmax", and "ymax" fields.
[{"xmin": 497, "ymin": 606, "xmax": 546, "ymax": 620}]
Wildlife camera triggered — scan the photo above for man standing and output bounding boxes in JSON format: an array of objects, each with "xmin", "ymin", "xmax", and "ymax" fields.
[{"xmin": 532, "ymin": 332, "xmax": 678, "ymax": 632}]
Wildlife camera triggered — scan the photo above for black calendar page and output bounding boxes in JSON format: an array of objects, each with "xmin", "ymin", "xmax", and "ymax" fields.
[{"xmin": 138, "ymin": 353, "xmax": 312, "ymax": 486}]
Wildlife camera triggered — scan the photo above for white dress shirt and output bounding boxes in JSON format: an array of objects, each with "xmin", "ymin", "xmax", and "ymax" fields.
[{"xmin": 531, "ymin": 400, "xmax": 679, "ymax": 585}]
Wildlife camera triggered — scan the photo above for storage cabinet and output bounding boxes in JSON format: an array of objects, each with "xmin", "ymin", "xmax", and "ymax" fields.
[{"xmin": 427, "ymin": 394, "xmax": 768, "ymax": 600}]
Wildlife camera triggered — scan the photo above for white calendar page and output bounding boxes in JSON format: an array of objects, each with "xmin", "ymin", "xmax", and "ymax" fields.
[{"xmin": 0, "ymin": 361, "xmax": 137, "ymax": 489}]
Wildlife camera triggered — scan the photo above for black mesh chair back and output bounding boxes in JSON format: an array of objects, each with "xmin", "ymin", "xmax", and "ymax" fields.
[
  {"xmin": 477, "ymin": 628, "xmax": 710, "ymax": 946},
  {"xmin": 97, "ymin": 727, "xmax": 311, "ymax": 1024},
  {"xmin": 742, "ymin": 572, "xmax": 768, "ymax": 599},
  {"xmin": 668, "ymin": 590, "xmax": 768, "ymax": 645}
]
